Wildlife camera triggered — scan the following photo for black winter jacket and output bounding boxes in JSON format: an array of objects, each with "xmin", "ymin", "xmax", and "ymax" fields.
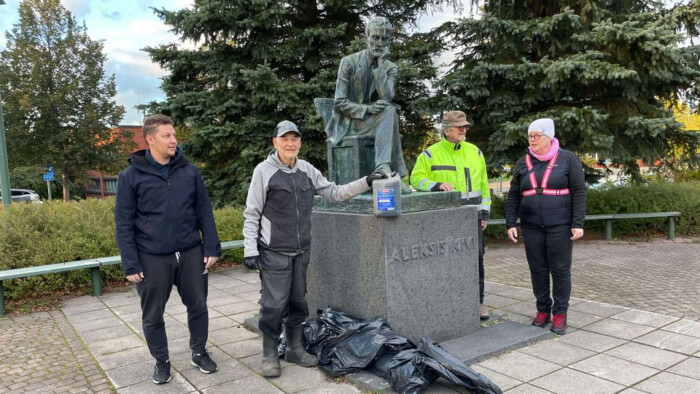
[
  {"xmin": 505, "ymin": 149, "xmax": 587, "ymax": 229},
  {"xmin": 115, "ymin": 148, "xmax": 221, "ymax": 275}
]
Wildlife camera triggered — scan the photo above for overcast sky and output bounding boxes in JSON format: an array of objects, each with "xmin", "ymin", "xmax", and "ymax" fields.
[{"xmin": 0, "ymin": 0, "xmax": 470, "ymax": 125}]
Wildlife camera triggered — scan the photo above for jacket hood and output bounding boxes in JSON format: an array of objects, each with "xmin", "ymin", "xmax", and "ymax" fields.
[
  {"xmin": 265, "ymin": 150, "xmax": 297, "ymax": 171},
  {"xmin": 128, "ymin": 146, "xmax": 188, "ymax": 171}
]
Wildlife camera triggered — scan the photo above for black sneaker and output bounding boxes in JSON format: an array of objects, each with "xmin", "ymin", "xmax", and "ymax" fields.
[
  {"xmin": 153, "ymin": 359, "xmax": 171, "ymax": 384},
  {"xmin": 191, "ymin": 350, "xmax": 218, "ymax": 374}
]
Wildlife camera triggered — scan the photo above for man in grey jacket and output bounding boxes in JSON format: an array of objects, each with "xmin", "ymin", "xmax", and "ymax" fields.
[{"xmin": 243, "ymin": 120, "xmax": 386, "ymax": 377}]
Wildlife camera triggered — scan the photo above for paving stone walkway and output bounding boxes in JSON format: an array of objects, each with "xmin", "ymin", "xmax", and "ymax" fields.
[
  {"xmin": 485, "ymin": 238, "xmax": 700, "ymax": 320},
  {"xmin": 1, "ymin": 238, "xmax": 699, "ymax": 393}
]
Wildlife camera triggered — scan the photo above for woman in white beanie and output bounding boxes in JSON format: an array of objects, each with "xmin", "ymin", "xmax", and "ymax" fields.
[{"xmin": 504, "ymin": 118, "xmax": 587, "ymax": 335}]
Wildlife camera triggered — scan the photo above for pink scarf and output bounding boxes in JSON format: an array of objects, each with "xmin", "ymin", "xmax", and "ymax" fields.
[{"xmin": 528, "ymin": 138, "xmax": 560, "ymax": 162}]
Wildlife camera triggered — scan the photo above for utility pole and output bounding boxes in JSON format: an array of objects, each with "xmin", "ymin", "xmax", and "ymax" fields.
[{"xmin": 0, "ymin": 0, "xmax": 9, "ymax": 211}]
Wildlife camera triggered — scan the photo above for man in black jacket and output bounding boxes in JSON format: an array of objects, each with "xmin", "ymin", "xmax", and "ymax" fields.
[{"xmin": 115, "ymin": 114, "xmax": 221, "ymax": 384}]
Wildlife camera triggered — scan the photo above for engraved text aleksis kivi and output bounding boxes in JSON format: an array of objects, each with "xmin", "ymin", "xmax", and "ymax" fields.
[{"xmin": 387, "ymin": 236, "xmax": 476, "ymax": 263}]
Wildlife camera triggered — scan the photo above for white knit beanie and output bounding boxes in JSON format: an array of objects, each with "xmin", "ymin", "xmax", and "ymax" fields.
[{"xmin": 528, "ymin": 118, "xmax": 555, "ymax": 139}]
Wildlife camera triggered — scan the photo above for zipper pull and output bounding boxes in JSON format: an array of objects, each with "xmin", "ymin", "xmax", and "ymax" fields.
[
  {"xmin": 167, "ymin": 180, "xmax": 171, "ymax": 189},
  {"xmin": 175, "ymin": 251, "xmax": 180, "ymax": 263}
]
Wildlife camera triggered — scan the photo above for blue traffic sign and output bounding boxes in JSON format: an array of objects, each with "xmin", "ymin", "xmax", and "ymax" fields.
[{"xmin": 43, "ymin": 174, "xmax": 54, "ymax": 181}]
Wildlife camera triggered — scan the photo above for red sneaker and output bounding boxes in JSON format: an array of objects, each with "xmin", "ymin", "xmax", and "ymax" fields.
[
  {"xmin": 550, "ymin": 313, "xmax": 567, "ymax": 335},
  {"xmin": 531, "ymin": 311, "xmax": 550, "ymax": 327}
]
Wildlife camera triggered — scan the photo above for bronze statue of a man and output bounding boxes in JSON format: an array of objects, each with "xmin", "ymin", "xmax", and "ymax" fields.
[{"xmin": 325, "ymin": 17, "xmax": 408, "ymax": 180}]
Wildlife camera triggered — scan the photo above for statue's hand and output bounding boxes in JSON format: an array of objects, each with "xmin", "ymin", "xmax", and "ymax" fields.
[{"xmin": 367, "ymin": 100, "xmax": 389, "ymax": 114}]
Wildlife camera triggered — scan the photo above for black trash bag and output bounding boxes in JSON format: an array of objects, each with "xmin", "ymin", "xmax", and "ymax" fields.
[
  {"xmin": 385, "ymin": 349, "xmax": 436, "ymax": 394},
  {"xmin": 415, "ymin": 337, "xmax": 502, "ymax": 394},
  {"xmin": 303, "ymin": 308, "xmax": 414, "ymax": 377},
  {"xmin": 320, "ymin": 318, "xmax": 413, "ymax": 377},
  {"xmin": 369, "ymin": 352, "xmax": 398, "ymax": 380}
]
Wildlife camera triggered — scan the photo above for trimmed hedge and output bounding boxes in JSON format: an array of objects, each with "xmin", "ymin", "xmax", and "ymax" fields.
[
  {"xmin": 0, "ymin": 199, "xmax": 245, "ymax": 301},
  {"xmin": 0, "ymin": 181, "xmax": 697, "ymax": 301},
  {"xmin": 484, "ymin": 180, "xmax": 699, "ymax": 238}
]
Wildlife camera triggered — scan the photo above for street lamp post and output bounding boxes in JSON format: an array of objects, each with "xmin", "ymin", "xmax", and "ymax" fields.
[{"xmin": 0, "ymin": 0, "xmax": 11, "ymax": 210}]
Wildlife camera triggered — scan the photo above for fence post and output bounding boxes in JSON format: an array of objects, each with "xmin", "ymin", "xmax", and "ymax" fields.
[
  {"xmin": 605, "ymin": 220, "xmax": 612, "ymax": 241},
  {"xmin": 90, "ymin": 267, "xmax": 102, "ymax": 297},
  {"xmin": 668, "ymin": 217, "xmax": 675, "ymax": 240}
]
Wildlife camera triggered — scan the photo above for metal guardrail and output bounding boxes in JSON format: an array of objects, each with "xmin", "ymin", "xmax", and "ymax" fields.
[
  {"xmin": 488, "ymin": 212, "xmax": 681, "ymax": 241},
  {"xmin": 0, "ymin": 240, "xmax": 245, "ymax": 316}
]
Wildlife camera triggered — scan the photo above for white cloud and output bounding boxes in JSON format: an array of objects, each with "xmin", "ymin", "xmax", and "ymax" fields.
[{"xmin": 60, "ymin": 0, "xmax": 90, "ymax": 17}]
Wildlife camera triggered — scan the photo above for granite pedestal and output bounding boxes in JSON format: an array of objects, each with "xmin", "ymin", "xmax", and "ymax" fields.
[{"xmin": 307, "ymin": 200, "xmax": 480, "ymax": 343}]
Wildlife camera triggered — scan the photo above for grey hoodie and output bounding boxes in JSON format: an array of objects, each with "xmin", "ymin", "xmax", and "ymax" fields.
[{"xmin": 243, "ymin": 151, "xmax": 369, "ymax": 257}]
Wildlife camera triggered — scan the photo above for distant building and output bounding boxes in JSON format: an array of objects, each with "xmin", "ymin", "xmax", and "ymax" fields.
[{"xmin": 85, "ymin": 125, "xmax": 146, "ymax": 199}]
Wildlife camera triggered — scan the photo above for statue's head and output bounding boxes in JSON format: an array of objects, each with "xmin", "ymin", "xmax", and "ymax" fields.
[{"xmin": 365, "ymin": 17, "xmax": 393, "ymax": 59}]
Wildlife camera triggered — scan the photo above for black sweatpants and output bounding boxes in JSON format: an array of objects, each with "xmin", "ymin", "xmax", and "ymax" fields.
[
  {"xmin": 521, "ymin": 224, "xmax": 573, "ymax": 314},
  {"xmin": 478, "ymin": 223, "xmax": 485, "ymax": 304},
  {"xmin": 136, "ymin": 245, "xmax": 209, "ymax": 361},
  {"xmin": 257, "ymin": 248, "xmax": 310, "ymax": 338}
]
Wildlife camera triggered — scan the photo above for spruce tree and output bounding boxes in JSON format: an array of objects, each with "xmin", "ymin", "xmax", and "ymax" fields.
[
  {"xmin": 433, "ymin": 0, "xmax": 700, "ymax": 180},
  {"xmin": 145, "ymin": 0, "xmax": 451, "ymax": 206},
  {"xmin": 0, "ymin": 0, "xmax": 127, "ymax": 200}
]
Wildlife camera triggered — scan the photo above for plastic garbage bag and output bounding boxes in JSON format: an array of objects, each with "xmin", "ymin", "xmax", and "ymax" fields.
[
  {"xmin": 303, "ymin": 308, "xmax": 413, "ymax": 377},
  {"xmin": 415, "ymin": 337, "xmax": 502, "ymax": 394},
  {"xmin": 304, "ymin": 308, "xmax": 501, "ymax": 394}
]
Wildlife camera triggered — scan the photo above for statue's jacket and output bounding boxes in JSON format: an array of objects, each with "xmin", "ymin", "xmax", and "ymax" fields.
[
  {"xmin": 242, "ymin": 151, "xmax": 369, "ymax": 258},
  {"xmin": 325, "ymin": 49, "xmax": 398, "ymax": 145}
]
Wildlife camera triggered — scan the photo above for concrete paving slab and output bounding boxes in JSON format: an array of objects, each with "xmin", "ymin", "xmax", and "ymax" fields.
[
  {"xmin": 583, "ymin": 318, "xmax": 656, "ymax": 340},
  {"xmin": 207, "ymin": 295, "xmax": 246, "ymax": 307},
  {"xmin": 166, "ymin": 303, "xmax": 189, "ymax": 315},
  {"xmin": 618, "ymin": 389, "xmax": 647, "ymax": 394},
  {"xmin": 231, "ymin": 309, "xmax": 259, "ymax": 324},
  {"xmin": 635, "ymin": 371, "xmax": 700, "ymax": 393},
  {"xmin": 208, "ymin": 325, "xmax": 259, "ymax": 346},
  {"xmin": 483, "ymin": 294, "xmax": 522, "ymax": 309},
  {"xmin": 238, "ymin": 353, "xmax": 294, "ymax": 375},
  {"xmin": 604, "ymin": 342, "xmax": 688, "ymax": 370},
  {"xmin": 662, "ymin": 319, "xmax": 700, "ymax": 338},
  {"xmin": 566, "ymin": 310, "xmax": 603, "ymax": 329},
  {"xmin": 470, "ymin": 364, "xmax": 522, "ymax": 391},
  {"xmin": 117, "ymin": 372, "xmax": 196, "ymax": 393},
  {"xmin": 611, "ymin": 309, "xmax": 680, "ymax": 328},
  {"xmin": 271, "ymin": 364, "xmax": 332, "ymax": 393},
  {"xmin": 477, "ymin": 352, "xmax": 560, "ymax": 382},
  {"xmin": 504, "ymin": 383, "xmax": 552, "ymax": 393},
  {"xmin": 634, "ymin": 330, "xmax": 700, "ymax": 355},
  {"xmin": 667, "ymin": 357, "xmax": 700, "ymax": 380},
  {"xmin": 100, "ymin": 290, "xmax": 139, "ymax": 308},
  {"xmin": 119, "ymin": 310, "xmax": 142, "ymax": 324},
  {"xmin": 501, "ymin": 301, "xmax": 537, "ymax": 317},
  {"xmin": 105, "ymin": 359, "xmax": 159, "ymax": 388},
  {"xmin": 518, "ymin": 340, "xmax": 596, "ymax": 366},
  {"xmin": 529, "ymin": 367, "xmax": 624, "ymax": 394},
  {"xmin": 211, "ymin": 300, "xmax": 259, "ymax": 316},
  {"xmin": 344, "ymin": 370, "xmax": 395, "ymax": 393},
  {"xmin": 178, "ymin": 358, "xmax": 254, "ymax": 389},
  {"xmin": 441, "ymin": 320, "xmax": 554, "ymax": 365},
  {"xmin": 87, "ymin": 333, "xmax": 145, "ymax": 356},
  {"xmin": 201, "ymin": 374, "xmax": 283, "ymax": 394},
  {"xmin": 556, "ymin": 330, "xmax": 626, "ymax": 353},
  {"xmin": 208, "ymin": 316, "xmax": 238, "ymax": 331},
  {"xmin": 80, "ymin": 323, "xmax": 136, "ymax": 343},
  {"xmin": 60, "ymin": 297, "xmax": 105, "ymax": 315},
  {"xmin": 497, "ymin": 287, "xmax": 535, "ymax": 301},
  {"xmin": 64, "ymin": 307, "xmax": 116, "ymax": 323},
  {"xmin": 95, "ymin": 345, "xmax": 152, "ymax": 371},
  {"xmin": 568, "ymin": 300, "xmax": 629, "ymax": 318},
  {"xmin": 70, "ymin": 315, "xmax": 125, "ymax": 333},
  {"xmin": 570, "ymin": 353, "xmax": 659, "ymax": 386},
  {"xmin": 110, "ymin": 302, "xmax": 142, "ymax": 316},
  {"xmin": 500, "ymin": 312, "xmax": 533, "ymax": 325},
  {"xmin": 218, "ymin": 337, "xmax": 262, "ymax": 359},
  {"xmin": 484, "ymin": 282, "xmax": 514, "ymax": 295},
  {"xmin": 235, "ymin": 290, "xmax": 262, "ymax": 301}
]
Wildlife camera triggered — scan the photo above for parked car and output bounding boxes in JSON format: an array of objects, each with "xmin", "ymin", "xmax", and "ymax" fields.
[{"xmin": 0, "ymin": 188, "xmax": 42, "ymax": 203}]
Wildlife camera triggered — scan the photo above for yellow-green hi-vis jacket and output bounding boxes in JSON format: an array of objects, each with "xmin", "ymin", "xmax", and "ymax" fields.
[{"xmin": 410, "ymin": 138, "xmax": 491, "ymax": 219}]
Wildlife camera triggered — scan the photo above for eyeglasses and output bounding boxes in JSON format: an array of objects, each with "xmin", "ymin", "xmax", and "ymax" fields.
[{"xmin": 528, "ymin": 132, "xmax": 546, "ymax": 141}]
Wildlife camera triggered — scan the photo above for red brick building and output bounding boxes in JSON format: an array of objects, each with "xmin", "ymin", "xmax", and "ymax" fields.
[{"xmin": 85, "ymin": 125, "xmax": 146, "ymax": 198}]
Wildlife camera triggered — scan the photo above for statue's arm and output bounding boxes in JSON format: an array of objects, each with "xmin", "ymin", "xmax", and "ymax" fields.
[
  {"xmin": 372, "ymin": 60, "xmax": 398, "ymax": 102},
  {"xmin": 334, "ymin": 57, "xmax": 368, "ymax": 119}
]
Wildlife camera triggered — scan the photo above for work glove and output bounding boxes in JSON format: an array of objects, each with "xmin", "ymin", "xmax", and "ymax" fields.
[
  {"xmin": 244, "ymin": 256, "xmax": 260, "ymax": 270},
  {"xmin": 365, "ymin": 170, "xmax": 388, "ymax": 186}
]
